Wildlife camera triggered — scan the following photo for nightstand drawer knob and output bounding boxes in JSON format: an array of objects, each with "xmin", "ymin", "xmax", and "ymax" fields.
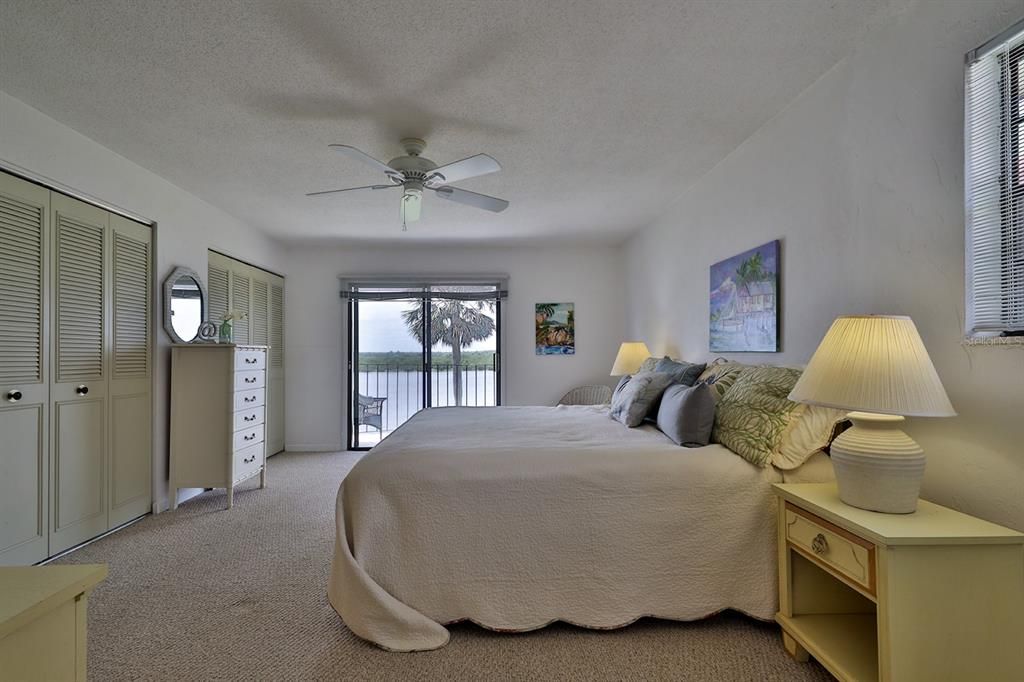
[{"xmin": 812, "ymin": 533, "xmax": 828, "ymax": 555}]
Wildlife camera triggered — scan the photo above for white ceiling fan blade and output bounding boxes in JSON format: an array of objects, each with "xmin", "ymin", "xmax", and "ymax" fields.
[
  {"xmin": 424, "ymin": 154, "xmax": 501, "ymax": 187},
  {"xmin": 306, "ymin": 184, "xmax": 399, "ymax": 197},
  {"xmin": 401, "ymin": 192, "xmax": 422, "ymax": 223},
  {"xmin": 328, "ymin": 144, "xmax": 403, "ymax": 181},
  {"xmin": 433, "ymin": 186, "xmax": 509, "ymax": 213}
]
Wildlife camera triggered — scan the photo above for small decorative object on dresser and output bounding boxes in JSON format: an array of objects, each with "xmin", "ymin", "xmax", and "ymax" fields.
[
  {"xmin": 170, "ymin": 344, "xmax": 269, "ymax": 510},
  {"xmin": 774, "ymin": 483, "xmax": 1024, "ymax": 682},
  {"xmin": 788, "ymin": 316, "xmax": 955, "ymax": 513},
  {"xmin": 0, "ymin": 564, "xmax": 107, "ymax": 681}
]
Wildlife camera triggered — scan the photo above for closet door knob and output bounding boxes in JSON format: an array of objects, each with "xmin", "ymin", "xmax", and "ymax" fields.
[
  {"xmin": 75, "ymin": 385, "xmax": 89, "ymax": 396},
  {"xmin": 5, "ymin": 390, "xmax": 22, "ymax": 403}
]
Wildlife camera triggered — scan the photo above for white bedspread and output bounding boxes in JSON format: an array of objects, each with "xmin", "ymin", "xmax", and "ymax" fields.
[{"xmin": 328, "ymin": 405, "xmax": 794, "ymax": 651}]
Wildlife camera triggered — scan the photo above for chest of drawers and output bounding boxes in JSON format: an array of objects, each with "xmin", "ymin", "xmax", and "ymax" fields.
[{"xmin": 170, "ymin": 344, "xmax": 269, "ymax": 510}]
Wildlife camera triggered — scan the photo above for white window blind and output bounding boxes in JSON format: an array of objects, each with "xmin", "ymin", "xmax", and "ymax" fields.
[{"xmin": 965, "ymin": 21, "xmax": 1024, "ymax": 335}]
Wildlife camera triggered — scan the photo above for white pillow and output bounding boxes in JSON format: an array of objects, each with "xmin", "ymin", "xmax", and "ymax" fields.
[{"xmin": 771, "ymin": 405, "xmax": 849, "ymax": 470}]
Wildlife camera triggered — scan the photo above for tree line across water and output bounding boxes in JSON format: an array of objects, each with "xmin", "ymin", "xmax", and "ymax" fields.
[{"xmin": 357, "ymin": 351, "xmax": 496, "ymax": 370}]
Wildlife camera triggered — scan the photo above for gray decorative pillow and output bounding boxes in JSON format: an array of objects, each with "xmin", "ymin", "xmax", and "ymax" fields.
[
  {"xmin": 656, "ymin": 383, "xmax": 716, "ymax": 447},
  {"xmin": 638, "ymin": 356, "xmax": 664, "ymax": 374},
  {"xmin": 653, "ymin": 358, "xmax": 707, "ymax": 387},
  {"xmin": 612, "ymin": 375, "xmax": 631, "ymax": 402},
  {"xmin": 610, "ymin": 371, "xmax": 675, "ymax": 427}
]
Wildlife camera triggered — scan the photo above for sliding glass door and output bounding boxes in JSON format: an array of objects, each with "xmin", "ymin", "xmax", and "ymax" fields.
[{"xmin": 347, "ymin": 282, "xmax": 503, "ymax": 449}]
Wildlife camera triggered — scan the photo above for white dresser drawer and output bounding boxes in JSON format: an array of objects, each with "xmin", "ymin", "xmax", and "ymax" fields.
[
  {"xmin": 234, "ymin": 370, "xmax": 265, "ymax": 391},
  {"xmin": 234, "ymin": 388, "xmax": 265, "ymax": 411},
  {"xmin": 233, "ymin": 407, "xmax": 265, "ymax": 431},
  {"xmin": 235, "ymin": 350, "xmax": 266, "ymax": 371},
  {"xmin": 232, "ymin": 442, "xmax": 263, "ymax": 482},
  {"xmin": 233, "ymin": 424, "xmax": 265, "ymax": 452}
]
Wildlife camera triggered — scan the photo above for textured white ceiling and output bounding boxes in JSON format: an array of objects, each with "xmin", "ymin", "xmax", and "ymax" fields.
[{"xmin": 0, "ymin": 0, "xmax": 895, "ymax": 245}]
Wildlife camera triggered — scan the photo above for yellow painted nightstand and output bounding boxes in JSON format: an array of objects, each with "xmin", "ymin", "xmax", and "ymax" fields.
[
  {"xmin": 0, "ymin": 564, "xmax": 107, "ymax": 681},
  {"xmin": 773, "ymin": 483, "xmax": 1024, "ymax": 682}
]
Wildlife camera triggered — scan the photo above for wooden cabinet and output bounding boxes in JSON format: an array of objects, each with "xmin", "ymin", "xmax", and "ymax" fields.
[
  {"xmin": 0, "ymin": 171, "xmax": 153, "ymax": 565},
  {"xmin": 208, "ymin": 251, "xmax": 285, "ymax": 456},
  {"xmin": 0, "ymin": 564, "xmax": 107, "ymax": 681},
  {"xmin": 774, "ymin": 483, "xmax": 1024, "ymax": 682},
  {"xmin": 170, "ymin": 344, "xmax": 268, "ymax": 510}
]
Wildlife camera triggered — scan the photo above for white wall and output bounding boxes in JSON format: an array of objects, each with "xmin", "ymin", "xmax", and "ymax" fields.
[
  {"xmin": 625, "ymin": 0, "xmax": 1024, "ymax": 531},
  {"xmin": 284, "ymin": 243, "xmax": 624, "ymax": 451},
  {"xmin": 0, "ymin": 91, "xmax": 286, "ymax": 512}
]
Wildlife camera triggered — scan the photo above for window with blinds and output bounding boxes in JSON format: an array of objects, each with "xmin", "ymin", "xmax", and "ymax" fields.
[{"xmin": 966, "ymin": 20, "xmax": 1024, "ymax": 336}]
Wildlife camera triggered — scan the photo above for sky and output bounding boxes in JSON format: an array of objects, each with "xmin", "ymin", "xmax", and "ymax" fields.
[{"xmin": 358, "ymin": 300, "xmax": 496, "ymax": 353}]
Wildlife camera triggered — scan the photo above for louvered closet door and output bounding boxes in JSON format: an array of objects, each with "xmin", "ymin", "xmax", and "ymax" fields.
[
  {"xmin": 50, "ymin": 193, "xmax": 109, "ymax": 554},
  {"xmin": 108, "ymin": 215, "xmax": 152, "ymax": 526},
  {"xmin": 0, "ymin": 173, "xmax": 50, "ymax": 565},
  {"xmin": 267, "ymin": 277, "xmax": 285, "ymax": 454},
  {"xmin": 230, "ymin": 270, "xmax": 251, "ymax": 343},
  {"xmin": 208, "ymin": 261, "xmax": 229, "ymax": 327}
]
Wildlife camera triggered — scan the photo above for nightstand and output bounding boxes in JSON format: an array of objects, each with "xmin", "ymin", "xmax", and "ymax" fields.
[{"xmin": 773, "ymin": 483, "xmax": 1024, "ymax": 681}]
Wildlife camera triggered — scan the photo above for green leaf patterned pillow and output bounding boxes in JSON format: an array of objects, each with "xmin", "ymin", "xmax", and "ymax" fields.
[{"xmin": 712, "ymin": 366, "xmax": 804, "ymax": 467}]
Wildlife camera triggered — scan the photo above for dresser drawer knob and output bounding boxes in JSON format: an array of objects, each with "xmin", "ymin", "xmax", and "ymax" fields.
[
  {"xmin": 245, "ymin": 396, "xmax": 256, "ymax": 403},
  {"xmin": 245, "ymin": 377, "xmax": 256, "ymax": 384},
  {"xmin": 5, "ymin": 390, "xmax": 22, "ymax": 403},
  {"xmin": 243, "ymin": 454, "xmax": 256, "ymax": 464},
  {"xmin": 245, "ymin": 358, "xmax": 257, "ymax": 364},
  {"xmin": 244, "ymin": 433, "xmax": 256, "ymax": 441},
  {"xmin": 244, "ymin": 415, "xmax": 255, "ymax": 422},
  {"xmin": 76, "ymin": 385, "xmax": 89, "ymax": 396},
  {"xmin": 811, "ymin": 533, "xmax": 828, "ymax": 555}
]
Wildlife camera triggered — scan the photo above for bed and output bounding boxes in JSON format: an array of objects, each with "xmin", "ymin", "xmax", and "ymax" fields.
[{"xmin": 328, "ymin": 405, "xmax": 834, "ymax": 651}]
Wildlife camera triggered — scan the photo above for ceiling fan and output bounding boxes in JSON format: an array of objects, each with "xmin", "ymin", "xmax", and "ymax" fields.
[{"xmin": 307, "ymin": 138, "xmax": 510, "ymax": 229}]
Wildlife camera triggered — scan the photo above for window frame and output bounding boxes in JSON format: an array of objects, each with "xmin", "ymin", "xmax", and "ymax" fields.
[{"xmin": 965, "ymin": 20, "xmax": 1024, "ymax": 339}]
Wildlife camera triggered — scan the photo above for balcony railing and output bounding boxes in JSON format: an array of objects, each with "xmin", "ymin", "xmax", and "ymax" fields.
[{"xmin": 356, "ymin": 363, "xmax": 498, "ymax": 435}]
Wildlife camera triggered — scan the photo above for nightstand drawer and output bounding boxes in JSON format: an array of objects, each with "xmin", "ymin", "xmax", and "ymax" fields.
[{"xmin": 785, "ymin": 503, "xmax": 875, "ymax": 594}]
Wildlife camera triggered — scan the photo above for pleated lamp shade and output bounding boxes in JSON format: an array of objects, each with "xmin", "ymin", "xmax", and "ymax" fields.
[
  {"xmin": 610, "ymin": 342, "xmax": 651, "ymax": 376},
  {"xmin": 788, "ymin": 316, "xmax": 956, "ymax": 418}
]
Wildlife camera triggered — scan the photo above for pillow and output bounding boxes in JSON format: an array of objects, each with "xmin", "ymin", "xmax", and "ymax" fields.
[
  {"xmin": 612, "ymin": 374, "xmax": 631, "ymax": 402},
  {"xmin": 772, "ymin": 405, "xmax": 850, "ymax": 469},
  {"xmin": 656, "ymin": 383, "xmax": 716, "ymax": 447},
  {"xmin": 610, "ymin": 371, "xmax": 675, "ymax": 427},
  {"xmin": 653, "ymin": 358, "xmax": 707, "ymax": 387},
  {"xmin": 712, "ymin": 366, "xmax": 804, "ymax": 467},
  {"xmin": 697, "ymin": 360, "xmax": 750, "ymax": 400},
  {"xmin": 638, "ymin": 356, "xmax": 663, "ymax": 374}
]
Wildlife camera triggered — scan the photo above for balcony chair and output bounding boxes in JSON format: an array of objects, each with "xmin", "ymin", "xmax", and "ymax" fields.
[{"xmin": 357, "ymin": 393, "xmax": 387, "ymax": 432}]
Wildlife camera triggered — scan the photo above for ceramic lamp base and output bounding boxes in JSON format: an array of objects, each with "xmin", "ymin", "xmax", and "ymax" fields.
[{"xmin": 830, "ymin": 412, "xmax": 925, "ymax": 514}]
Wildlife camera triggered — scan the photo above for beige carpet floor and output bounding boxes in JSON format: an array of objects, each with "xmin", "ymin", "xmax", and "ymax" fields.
[{"xmin": 56, "ymin": 451, "xmax": 830, "ymax": 681}]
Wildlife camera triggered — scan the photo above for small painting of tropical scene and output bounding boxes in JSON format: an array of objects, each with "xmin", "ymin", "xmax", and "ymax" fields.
[
  {"xmin": 709, "ymin": 240, "xmax": 779, "ymax": 352},
  {"xmin": 536, "ymin": 302, "xmax": 575, "ymax": 355}
]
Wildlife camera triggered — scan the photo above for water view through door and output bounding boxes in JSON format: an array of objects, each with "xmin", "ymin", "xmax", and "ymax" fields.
[{"xmin": 348, "ymin": 284, "xmax": 502, "ymax": 448}]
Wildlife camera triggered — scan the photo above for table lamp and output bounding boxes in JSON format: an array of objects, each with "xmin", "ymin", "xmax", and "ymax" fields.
[
  {"xmin": 788, "ymin": 316, "xmax": 955, "ymax": 514},
  {"xmin": 610, "ymin": 342, "xmax": 651, "ymax": 376}
]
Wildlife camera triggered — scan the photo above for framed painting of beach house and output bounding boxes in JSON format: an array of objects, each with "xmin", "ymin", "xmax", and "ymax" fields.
[
  {"xmin": 709, "ymin": 240, "xmax": 780, "ymax": 352},
  {"xmin": 536, "ymin": 302, "xmax": 575, "ymax": 355}
]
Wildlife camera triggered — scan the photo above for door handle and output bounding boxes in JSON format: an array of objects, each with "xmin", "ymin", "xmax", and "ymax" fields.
[
  {"xmin": 5, "ymin": 390, "xmax": 22, "ymax": 403},
  {"xmin": 76, "ymin": 385, "xmax": 89, "ymax": 396}
]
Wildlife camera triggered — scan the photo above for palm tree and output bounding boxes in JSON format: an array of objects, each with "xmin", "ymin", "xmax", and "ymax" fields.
[
  {"xmin": 403, "ymin": 291, "xmax": 495, "ymax": 406},
  {"xmin": 735, "ymin": 252, "xmax": 767, "ymax": 296}
]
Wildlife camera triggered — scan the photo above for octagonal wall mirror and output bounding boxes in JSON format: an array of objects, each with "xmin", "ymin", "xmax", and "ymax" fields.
[{"xmin": 163, "ymin": 266, "xmax": 209, "ymax": 344}]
